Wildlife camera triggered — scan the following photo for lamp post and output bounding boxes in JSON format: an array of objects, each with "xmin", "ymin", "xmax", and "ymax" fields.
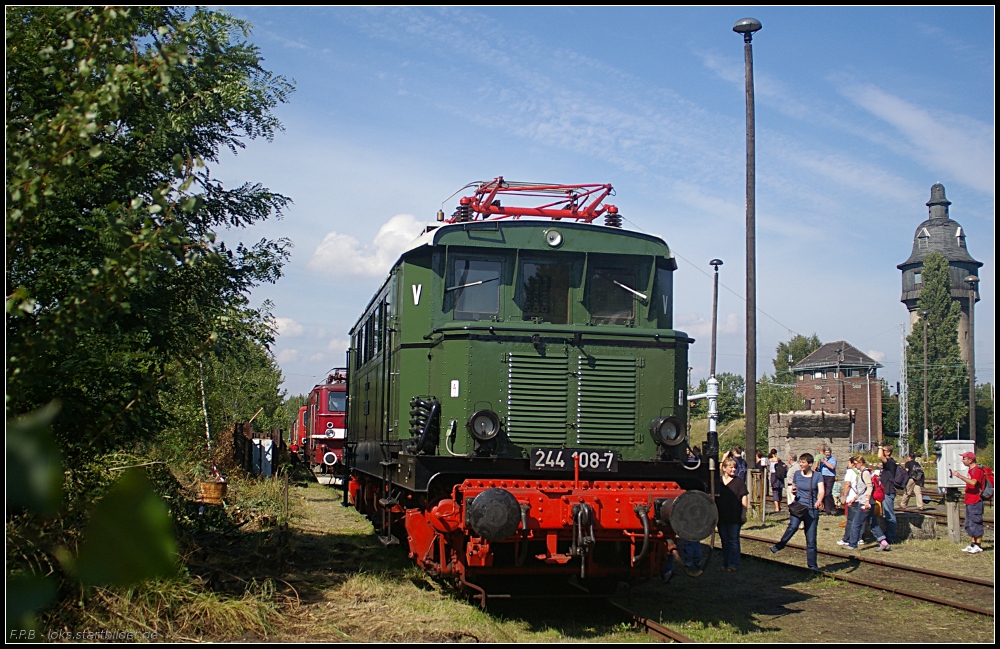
[
  {"xmin": 965, "ymin": 276, "xmax": 979, "ymax": 443},
  {"xmin": 921, "ymin": 309, "xmax": 929, "ymax": 457},
  {"xmin": 710, "ymin": 259, "xmax": 723, "ymax": 377},
  {"xmin": 705, "ymin": 259, "xmax": 724, "ymax": 462},
  {"xmin": 733, "ymin": 17, "xmax": 762, "ymax": 461}
]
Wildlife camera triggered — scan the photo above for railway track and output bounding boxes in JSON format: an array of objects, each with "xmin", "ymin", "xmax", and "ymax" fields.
[
  {"xmin": 608, "ymin": 601, "xmax": 694, "ymax": 643},
  {"xmin": 915, "ymin": 507, "xmax": 995, "ymax": 531},
  {"xmin": 738, "ymin": 533, "xmax": 994, "ymax": 617}
]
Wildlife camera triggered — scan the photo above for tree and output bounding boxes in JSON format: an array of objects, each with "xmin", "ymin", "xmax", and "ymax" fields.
[
  {"xmin": 773, "ymin": 333, "xmax": 822, "ymax": 384},
  {"xmin": 905, "ymin": 252, "xmax": 968, "ymax": 444},
  {"xmin": 689, "ymin": 372, "xmax": 745, "ymax": 424},
  {"xmin": 975, "ymin": 383, "xmax": 994, "ymax": 449},
  {"xmin": 755, "ymin": 374, "xmax": 805, "ymax": 450},
  {"xmin": 6, "ymin": 7, "xmax": 293, "ymax": 462},
  {"xmin": 158, "ymin": 322, "xmax": 286, "ymax": 468},
  {"xmin": 881, "ymin": 379, "xmax": 900, "ymax": 436}
]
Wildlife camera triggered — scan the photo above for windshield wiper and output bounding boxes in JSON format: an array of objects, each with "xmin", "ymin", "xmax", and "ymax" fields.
[
  {"xmin": 445, "ymin": 277, "xmax": 499, "ymax": 292},
  {"xmin": 599, "ymin": 273, "xmax": 649, "ymax": 300}
]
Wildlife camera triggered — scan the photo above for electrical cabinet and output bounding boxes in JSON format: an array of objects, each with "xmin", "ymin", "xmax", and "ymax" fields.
[{"xmin": 934, "ymin": 439, "xmax": 975, "ymax": 489}]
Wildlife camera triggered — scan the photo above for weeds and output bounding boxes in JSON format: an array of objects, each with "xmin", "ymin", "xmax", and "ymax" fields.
[{"xmin": 75, "ymin": 577, "xmax": 281, "ymax": 640}]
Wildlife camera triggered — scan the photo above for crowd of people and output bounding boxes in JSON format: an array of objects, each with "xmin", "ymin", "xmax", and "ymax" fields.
[
  {"xmin": 662, "ymin": 443, "xmax": 989, "ymax": 582},
  {"xmin": 662, "ymin": 445, "xmax": 992, "ymax": 581}
]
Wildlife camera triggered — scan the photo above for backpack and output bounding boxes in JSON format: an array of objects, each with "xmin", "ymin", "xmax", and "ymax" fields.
[
  {"xmin": 734, "ymin": 457, "xmax": 748, "ymax": 481},
  {"xmin": 893, "ymin": 462, "xmax": 909, "ymax": 490},
  {"xmin": 871, "ymin": 472, "xmax": 885, "ymax": 503},
  {"xmin": 910, "ymin": 463, "xmax": 925, "ymax": 484},
  {"xmin": 774, "ymin": 460, "xmax": 788, "ymax": 482},
  {"xmin": 981, "ymin": 467, "xmax": 994, "ymax": 501}
]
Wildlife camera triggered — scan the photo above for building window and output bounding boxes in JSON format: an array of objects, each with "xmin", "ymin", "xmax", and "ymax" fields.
[
  {"xmin": 843, "ymin": 369, "xmax": 853, "ymax": 378},
  {"xmin": 798, "ymin": 374, "xmax": 804, "ymax": 381},
  {"xmin": 914, "ymin": 271, "xmax": 922, "ymax": 285},
  {"xmin": 810, "ymin": 398, "xmax": 816, "ymax": 405},
  {"xmin": 814, "ymin": 371, "xmax": 823, "ymax": 379},
  {"xmin": 820, "ymin": 398, "xmax": 826, "ymax": 404}
]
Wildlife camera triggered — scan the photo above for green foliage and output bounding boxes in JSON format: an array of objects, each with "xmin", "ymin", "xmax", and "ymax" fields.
[
  {"xmin": 76, "ymin": 469, "xmax": 177, "ymax": 586},
  {"xmin": 905, "ymin": 253, "xmax": 969, "ymax": 444},
  {"xmin": 158, "ymin": 325, "xmax": 286, "ymax": 469},
  {"xmin": 282, "ymin": 394, "xmax": 309, "ymax": 432},
  {"xmin": 975, "ymin": 383, "xmax": 994, "ymax": 448},
  {"xmin": 755, "ymin": 374, "xmax": 806, "ymax": 450},
  {"xmin": 881, "ymin": 379, "xmax": 900, "ymax": 435},
  {"xmin": 6, "ymin": 8, "xmax": 294, "ymax": 633},
  {"xmin": 689, "ymin": 372, "xmax": 745, "ymax": 424},
  {"xmin": 773, "ymin": 333, "xmax": 822, "ymax": 384},
  {"xmin": 6, "ymin": 6, "xmax": 293, "ymax": 463},
  {"xmin": 6, "ymin": 402, "xmax": 63, "ymax": 515}
]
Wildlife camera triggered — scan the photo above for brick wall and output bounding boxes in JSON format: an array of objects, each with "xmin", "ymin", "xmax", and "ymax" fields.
[{"xmin": 793, "ymin": 371, "xmax": 882, "ymax": 445}]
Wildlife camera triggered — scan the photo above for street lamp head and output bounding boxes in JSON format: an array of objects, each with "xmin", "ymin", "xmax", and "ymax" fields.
[
  {"xmin": 733, "ymin": 17, "xmax": 762, "ymax": 42},
  {"xmin": 710, "ymin": 258, "xmax": 724, "ymax": 269},
  {"xmin": 965, "ymin": 275, "xmax": 980, "ymax": 287}
]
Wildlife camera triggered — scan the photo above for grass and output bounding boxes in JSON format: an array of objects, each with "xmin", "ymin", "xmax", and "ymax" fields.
[
  {"xmin": 77, "ymin": 578, "xmax": 282, "ymax": 640},
  {"xmin": 274, "ymin": 480, "xmax": 652, "ymax": 643},
  {"xmin": 33, "ymin": 460, "xmax": 300, "ymax": 641},
  {"xmin": 689, "ymin": 416, "xmax": 746, "ymax": 450}
]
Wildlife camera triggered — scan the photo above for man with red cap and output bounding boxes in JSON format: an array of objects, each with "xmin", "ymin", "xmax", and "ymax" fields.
[{"xmin": 951, "ymin": 451, "xmax": 985, "ymax": 553}]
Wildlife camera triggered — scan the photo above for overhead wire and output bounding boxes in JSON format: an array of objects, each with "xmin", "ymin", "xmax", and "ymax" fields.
[{"xmin": 620, "ymin": 215, "xmax": 805, "ymax": 339}]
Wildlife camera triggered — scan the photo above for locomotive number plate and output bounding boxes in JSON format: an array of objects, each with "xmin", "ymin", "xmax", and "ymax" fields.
[{"xmin": 530, "ymin": 448, "xmax": 618, "ymax": 472}]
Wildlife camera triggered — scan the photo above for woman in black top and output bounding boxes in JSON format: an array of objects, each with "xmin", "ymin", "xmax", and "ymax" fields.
[{"xmin": 718, "ymin": 457, "xmax": 749, "ymax": 571}]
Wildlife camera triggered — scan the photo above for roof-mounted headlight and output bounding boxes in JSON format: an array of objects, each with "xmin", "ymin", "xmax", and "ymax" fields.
[
  {"xmin": 650, "ymin": 416, "xmax": 685, "ymax": 447},
  {"xmin": 467, "ymin": 409, "xmax": 501, "ymax": 442}
]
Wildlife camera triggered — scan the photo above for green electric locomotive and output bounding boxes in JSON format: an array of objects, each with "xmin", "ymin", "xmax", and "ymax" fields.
[{"xmin": 345, "ymin": 178, "xmax": 717, "ymax": 601}]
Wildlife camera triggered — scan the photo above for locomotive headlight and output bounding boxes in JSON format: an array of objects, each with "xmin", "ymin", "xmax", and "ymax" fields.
[
  {"xmin": 650, "ymin": 416, "xmax": 685, "ymax": 446},
  {"xmin": 467, "ymin": 409, "xmax": 501, "ymax": 442},
  {"xmin": 544, "ymin": 229, "xmax": 563, "ymax": 248},
  {"xmin": 325, "ymin": 422, "xmax": 335, "ymax": 438}
]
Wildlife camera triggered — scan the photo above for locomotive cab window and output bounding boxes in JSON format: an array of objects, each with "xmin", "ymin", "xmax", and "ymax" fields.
[
  {"xmin": 520, "ymin": 262, "xmax": 570, "ymax": 324},
  {"xmin": 448, "ymin": 258, "xmax": 501, "ymax": 321},
  {"xmin": 327, "ymin": 392, "xmax": 346, "ymax": 412},
  {"xmin": 589, "ymin": 267, "xmax": 639, "ymax": 325}
]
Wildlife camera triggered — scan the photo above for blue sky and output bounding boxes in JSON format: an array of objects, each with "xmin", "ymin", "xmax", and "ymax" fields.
[{"xmin": 213, "ymin": 6, "xmax": 995, "ymax": 399}]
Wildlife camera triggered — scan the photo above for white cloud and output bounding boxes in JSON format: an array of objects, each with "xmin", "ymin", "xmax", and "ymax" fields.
[
  {"xmin": 866, "ymin": 349, "xmax": 886, "ymax": 364},
  {"xmin": 277, "ymin": 349, "xmax": 300, "ymax": 363},
  {"xmin": 308, "ymin": 352, "xmax": 326, "ymax": 363},
  {"xmin": 308, "ymin": 213, "xmax": 427, "ymax": 277},
  {"xmin": 844, "ymin": 84, "xmax": 995, "ymax": 195},
  {"xmin": 275, "ymin": 317, "xmax": 304, "ymax": 337},
  {"xmin": 327, "ymin": 338, "xmax": 350, "ymax": 354},
  {"xmin": 676, "ymin": 312, "xmax": 740, "ymax": 340}
]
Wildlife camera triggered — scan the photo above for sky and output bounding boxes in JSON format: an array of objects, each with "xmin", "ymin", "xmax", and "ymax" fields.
[{"xmin": 211, "ymin": 6, "xmax": 995, "ymax": 400}]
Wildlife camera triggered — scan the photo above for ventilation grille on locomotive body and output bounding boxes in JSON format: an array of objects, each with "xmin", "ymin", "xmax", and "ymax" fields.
[
  {"xmin": 576, "ymin": 355, "xmax": 636, "ymax": 445},
  {"xmin": 505, "ymin": 352, "xmax": 637, "ymax": 447}
]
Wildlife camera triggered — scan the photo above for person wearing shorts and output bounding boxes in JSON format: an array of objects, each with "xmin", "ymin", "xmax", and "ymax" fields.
[{"xmin": 952, "ymin": 451, "xmax": 985, "ymax": 554}]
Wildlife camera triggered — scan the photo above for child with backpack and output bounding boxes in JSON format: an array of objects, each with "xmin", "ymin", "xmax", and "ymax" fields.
[{"xmin": 952, "ymin": 452, "xmax": 989, "ymax": 554}]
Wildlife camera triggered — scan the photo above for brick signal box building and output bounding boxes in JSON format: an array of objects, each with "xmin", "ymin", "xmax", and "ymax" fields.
[{"xmin": 791, "ymin": 341, "xmax": 883, "ymax": 447}]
